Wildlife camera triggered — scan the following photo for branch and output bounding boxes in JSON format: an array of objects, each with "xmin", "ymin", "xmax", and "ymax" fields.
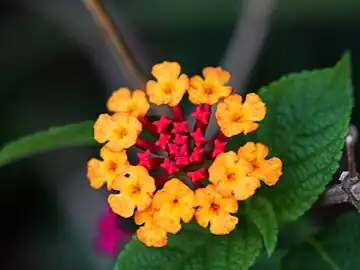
[
  {"xmin": 321, "ymin": 125, "xmax": 360, "ymax": 212},
  {"xmin": 84, "ymin": 0, "xmax": 148, "ymax": 89},
  {"xmin": 205, "ymin": 0, "xmax": 277, "ymax": 139}
]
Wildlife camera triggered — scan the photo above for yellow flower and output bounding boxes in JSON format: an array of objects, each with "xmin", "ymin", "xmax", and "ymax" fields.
[
  {"xmin": 195, "ymin": 184, "xmax": 238, "ymax": 235},
  {"xmin": 134, "ymin": 206, "xmax": 168, "ymax": 248},
  {"xmin": 146, "ymin": 61, "xmax": 189, "ymax": 107},
  {"xmin": 215, "ymin": 93, "xmax": 266, "ymax": 137},
  {"xmin": 188, "ymin": 67, "xmax": 232, "ymax": 105},
  {"xmin": 108, "ymin": 166, "xmax": 156, "ymax": 218},
  {"xmin": 87, "ymin": 146, "xmax": 129, "ymax": 189},
  {"xmin": 208, "ymin": 151, "xmax": 260, "ymax": 200},
  {"xmin": 237, "ymin": 142, "xmax": 283, "ymax": 186},
  {"xmin": 152, "ymin": 178, "xmax": 195, "ymax": 234},
  {"xmin": 107, "ymin": 88, "xmax": 150, "ymax": 117},
  {"xmin": 94, "ymin": 112, "xmax": 142, "ymax": 151}
]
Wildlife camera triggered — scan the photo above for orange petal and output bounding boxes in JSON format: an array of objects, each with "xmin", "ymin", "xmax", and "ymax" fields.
[
  {"xmin": 136, "ymin": 223, "xmax": 168, "ymax": 247},
  {"xmin": 152, "ymin": 61, "xmax": 181, "ymax": 82},
  {"xmin": 137, "ymin": 166, "xmax": 156, "ymax": 194},
  {"xmin": 242, "ymin": 93, "xmax": 266, "ymax": 122},
  {"xmin": 195, "ymin": 186, "xmax": 214, "ymax": 207},
  {"xmin": 258, "ymin": 157, "xmax": 283, "ymax": 186},
  {"xmin": 87, "ymin": 158, "xmax": 105, "ymax": 189},
  {"xmin": 232, "ymin": 176, "xmax": 260, "ymax": 200},
  {"xmin": 237, "ymin": 142, "xmax": 257, "ymax": 161},
  {"xmin": 195, "ymin": 206, "xmax": 212, "ymax": 228},
  {"xmin": 202, "ymin": 67, "xmax": 231, "ymax": 84},
  {"xmin": 154, "ymin": 209, "xmax": 182, "ymax": 234},
  {"xmin": 94, "ymin": 113, "xmax": 113, "ymax": 143},
  {"xmin": 135, "ymin": 193, "xmax": 153, "ymax": 212},
  {"xmin": 188, "ymin": 75, "xmax": 206, "ymax": 105},
  {"xmin": 108, "ymin": 193, "xmax": 135, "ymax": 218},
  {"xmin": 106, "ymin": 88, "xmax": 131, "ymax": 113},
  {"xmin": 134, "ymin": 207, "xmax": 155, "ymax": 225},
  {"xmin": 131, "ymin": 90, "xmax": 150, "ymax": 117},
  {"xmin": 180, "ymin": 207, "xmax": 195, "ymax": 223},
  {"xmin": 209, "ymin": 213, "xmax": 238, "ymax": 235},
  {"xmin": 218, "ymin": 196, "xmax": 238, "ymax": 214}
]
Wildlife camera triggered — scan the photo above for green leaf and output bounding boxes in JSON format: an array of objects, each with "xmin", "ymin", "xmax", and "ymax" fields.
[
  {"xmin": 0, "ymin": 121, "xmax": 95, "ymax": 167},
  {"xmin": 246, "ymin": 196, "xmax": 278, "ymax": 257},
  {"xmin": 256, "ymin": 53, "xmax": 353, "ymax": 222},
  {"xmin": 280, "ymin": 211, "xmax": 360, "ymax": 270},
  {"xmin": 115, "ymin": 221, "xmax": 262, "ymax": 270}
]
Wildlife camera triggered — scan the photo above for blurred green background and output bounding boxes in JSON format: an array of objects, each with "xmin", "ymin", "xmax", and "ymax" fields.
[{"xmin": 0, "ymin": 0, "xmax": 359, "ymax": 269}]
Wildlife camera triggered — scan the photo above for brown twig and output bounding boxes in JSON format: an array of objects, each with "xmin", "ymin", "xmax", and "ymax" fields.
[
  {"xmin": 321, "ymin": 125, "xmax": 360, "ymax": 212},
  {"xmin": 84, "ymin": 0, "xmax": 148, "ymax": 89}
]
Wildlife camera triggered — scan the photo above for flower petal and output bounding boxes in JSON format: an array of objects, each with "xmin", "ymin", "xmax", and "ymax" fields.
[
  {"xmin": 209, "ymin": 213, "xmax": 238, "ymax": 235},
  {"xmin": 108, "ymin": 194, "xmax": 135, "ymax": 218},
  {"xmin": 136, "ymin": 223, "xmax": 168, "ymax": 247},
  {"xmin": 87, "ymin": 158, "xmax": 105, "ymax": 189}
]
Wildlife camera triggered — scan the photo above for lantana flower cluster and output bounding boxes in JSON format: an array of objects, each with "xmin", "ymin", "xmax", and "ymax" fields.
[{"xmin": 87, "ymin": 61, "xmax": 283, "ymax": 247}]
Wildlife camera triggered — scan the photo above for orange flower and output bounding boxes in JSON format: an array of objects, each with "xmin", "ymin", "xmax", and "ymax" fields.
[
  {"xmin": 94, "ymin": 112, "xmax": 142, "ymax": 151},
  {"xmin": 237, "ymin": 142, "xmax": 282, "ymax": 186},
  {"xmin": 107, "ymin": 88, "xmax": 150, "ymax": 117},
  {"xmin": 87, "ymin": 146, "xmax": 129, "ymax": 189},
  {"xmin": 152, "ymin": 178, "xmax": 195, "ymax": 234},
  {"xmin": 188, "ymin": 67, "xmax": 232, "ymax": 105},
  {"xmin": 108, "ymin": 166, "xmax": 156, "ymax": 218},
  {"xmin": 195, "ymin": 184, "xmax": 238, "ymax": 235},
  {"xmin": 215, "ymin": 93, "xmax": 266, "ymax": 137},
  {"xmin": 146, "ymin": 61, "xmax": 189, "ymax": 107},
  {"xmin": 208, "ymin": 151, "xmax": 260, "ymax": 200},
  {"xmin": 134, "ymin": 206, "xmax": 168, "ymax": 247}
]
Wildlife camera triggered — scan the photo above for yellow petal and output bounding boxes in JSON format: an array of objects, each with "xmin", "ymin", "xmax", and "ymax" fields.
[
  {"xmin": 180, "ymin": 207, "xmax": 195, "ymax": 223},
  {"xmin": 134, "ymin": 193, "xmax": 153, "ymax": 212},
  {"xmin": 108, "ymin": 193, "xmax": 135, "ymax": 218},
  {"xmin": 257, "ymin": 157, "xmax": 283, "ymax": 186},
  {"xmin": 209, "ymin": 213, "xmax": 238, "ymax": 235},
  {"xmin": 232, "ymin": 176, "xmax": 260, "ymax": 200},
  {"xmin": 218, "ymin": 196, "xmax": 238, "ymax": 214},
  {"xmin": 154, "ymin": 212, "xmax": 182, "ymax": 234},
  {"xmin": 195, "ymin": 206, "xmax": 212, "ymax": 228},
  {"xmin": 152, "ymin": 61, "xmax": 181, "ymax": 82},
  {"xmin": 202, "ymin": 67, "xmax": 231, "ymax": 84},
  {"xmin": 131, "ymin": 90, "xmax": 150, "ymax": 117},
  {"xmin": 86, "ymin": 158, "xmax": 105, "ymax": 189},
  {"xmin": 137, "ymin": 166, "xmax": 156, "ymax": 194},
  {"xmin": 136, "ymin": 223, "xmax": 168, "ymax": 247},
  {"xmin": 242, "ymin": 93, "xmax": 266, "ymax": 122},
  {"xmin": 94, "ymin": 113, "xmax": 113, "ymax": 143},
  {"xmin": 106, "ymin": 88, "xmax": 132, "ymax": 113},
  {"xmin": 237, "ymin": 142, "xmax": 257, "ymax": 162}
]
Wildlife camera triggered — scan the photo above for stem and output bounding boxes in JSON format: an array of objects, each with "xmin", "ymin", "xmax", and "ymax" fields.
[{"xmin": 84, "ymin": 0, "xmax": 147, "ymax": 88}]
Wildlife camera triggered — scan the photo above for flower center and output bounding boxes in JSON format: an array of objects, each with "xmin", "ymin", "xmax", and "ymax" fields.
[
  {"xmin": 211, "ymin": 203, "xmax": 220, "ymax": 213},
  {"xmin": 232, "ymin": 112, "xmax": 243, "ymax": 122},
  {"xmin": 226, "ymin": 172, "xmax": 237, "ymax": 182},
  {"xmin": 163, "ymin": 84, "xmax": 173, "ymax": 95},
  {"xmin": 172, "ymin": 198, "xmax": 179, "ymax": 205},
  {"xmin": 107, "ymin": 161, "xmax": 117, "ymax": 173},
  {"xmin": 131, "ymin": 184, "xmax": 141, "ymax": 195},
  {"xmin": 204, "ymin": 86, "xmax": 214, "ymax": 95},
  {"xmin": 116, "ymin": 128, "xmax": 128, "ymax": 139}
]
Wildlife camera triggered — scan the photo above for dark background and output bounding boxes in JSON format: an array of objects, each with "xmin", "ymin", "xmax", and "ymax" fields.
[{"xmin": 0, "ymin": 0, "xmax": 359, "ymax": 269}]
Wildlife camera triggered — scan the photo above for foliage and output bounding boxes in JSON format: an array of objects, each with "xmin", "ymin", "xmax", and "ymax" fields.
[
  {"xmin": 0, "ymin": 121, "xmax": 95, "ymax": 167},
  {"xmin": 281, "ymin": 211, "xmax": 360, "ymax": 270},
  {"xmin": 115, "ymin": 221, "xmax": 262, "ymax": 270}
]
